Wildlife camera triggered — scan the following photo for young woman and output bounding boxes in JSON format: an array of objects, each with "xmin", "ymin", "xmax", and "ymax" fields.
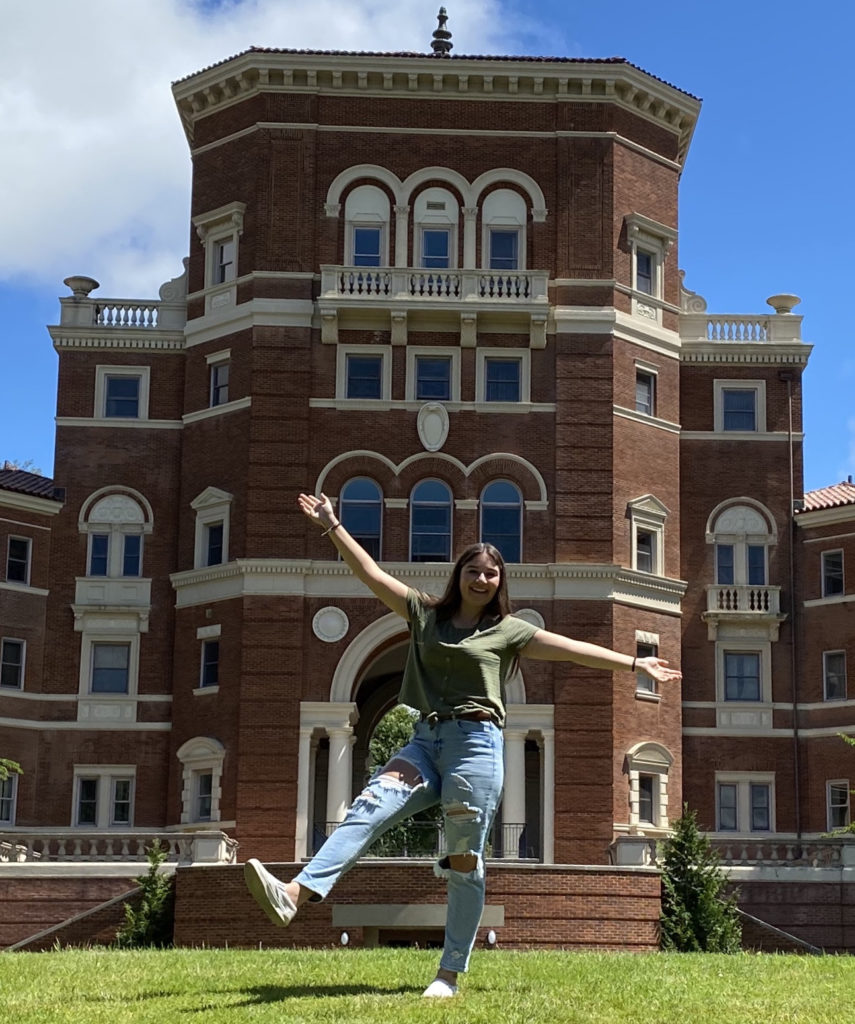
[{"xmin": 244, "ymin": 491, "xmax": 681, "ymax": 997}]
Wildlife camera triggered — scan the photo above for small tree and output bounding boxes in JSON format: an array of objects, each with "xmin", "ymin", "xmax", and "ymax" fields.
[
  {"xmin": 829, "ymin": 734, "xmax": 855, "ymax": 835},
  {"xmin": 659, "ymin": 805, "xmax": 742, "ymax": 952},
  {"xmin": 0, "ymin": 758, "xmax": 22, "ymax": 783},
  {"xmin": 116, "ymin": 841, "xmax": 175, "ymax": 948}
]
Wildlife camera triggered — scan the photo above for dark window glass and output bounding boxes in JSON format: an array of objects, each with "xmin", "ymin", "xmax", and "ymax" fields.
[
  {"xmin": 716, "ymin": 544, "xmax": 734, "ymax": 585},
  {"xmin": 636, "ymin": 642, "xmax": 658, "ymax": 693},
  {"xmin": 206, "ymin": 523, "xmax": 224, "ymax": 566},
  {"xmin": 340, "ymin": 478, "xmax": 382, "ymax": 559},
  {"xmin": 635, "ymin": 371, "xmax": 655, "ymax": 415},
  {"xmin": 421, "ymin": 229, "xmax": 450, "ymax": 268},
  {"xmin": 0, "ymin": 640, "xmax": 24, "ymax": 689},
  {"xmin": 411, "ymin": 480, "xmax": 451, "ymax": 562},
  {"xmin": 211, "ymin": 362, "xmax": 230, "ymax": 407},
  {"xmin": 485, "ymin": 358, "xmax": 521, "ymax": 402},
  {"xmin": 724, "ymin": 652, "xmax": 761, "ymax": 701},
  {"xmin": 750, "ymin": 783, "xmax": 771, "ymax": 831},
  {"xmin": 196, "ymin": 772, "xmax": 213, "ymax": 821},
  {"xmin": 346, "ymin": 355, "xmax": 382, "ymax": 399},
  {"xmin": 636, "ymin": 250, "xmax": 654, "ymax": 294},
  {"xmin": 6, "ymin": 537, "xmax": 30, "ymax": 583},
  {"xmin": 638, "ymin": 775, "xmax": 656, "ymax": 823},
  {"xmin": 201, "ymin": 640, "xmax": 220, "ymax": 688},
  {"xmin": 91, "ymin": 643, "xmax": 130, "ymax": 694},
  {"xmin": 215, "ymin": 239, "xmax": 235, "ymax": 283},
  {"xmin": 122, "ymin": 535, "xmax": 142, "ymax": 577},
  {"xmin": 415, "ymin": 356, "xmax": 451, "ymax": 401},
  {"xmin": 104, "ymin": 376, "xmax": 140, "ymax": 418},
  {"xmin": 718, "ymin": 783, "xmax": 738, "ymax": 831},
  {"xmin": 636, "ymin": 530, "xmax": 654, "ymax": 573},
  {"xmin": 480, "ymin": 480, "xmax": 521, "ymax": 562},
  {"xmin": 824, "ymin": 652, "xmax": 846, "ymax": 701},
  {"xmin": 77, "ymin": 778, "xmax": 98, "ymax": 825},
  {"xmin": 829, "ymin": 783, "xmax": 850, "ymax": 829},
  {"xmin": 489, "ymin": 230, "xmax": 518, "ymax": 270},
  {"xmin": 822, "ymin": 551, "xmax": 844, "ymax": 597},
  {"xmin": 747, "ymin": 544, "xmax": 766, "ymax": 586},
  {"xmin": 0, "ymin": 777, "xmax": 15, "ymax": 823},
  {"xmin": 353, "ymin": 227, "xmax": 381, "ymax": 267},
  {"xmin": 112, "ymin": 779, "xmax": 132, "ymax": 825},
  {"xmin": 89, "ymin": 534, "xmax": 109, "ymax": 576},
  {"xmin": 722, "ymin": 389, "xmax": 756, "ymax": 431}
]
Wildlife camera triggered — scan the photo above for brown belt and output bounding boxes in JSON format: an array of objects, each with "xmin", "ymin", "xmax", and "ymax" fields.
[{"xmin": 421, "ymin": 710, "xmax": 495, "ymax": 727}]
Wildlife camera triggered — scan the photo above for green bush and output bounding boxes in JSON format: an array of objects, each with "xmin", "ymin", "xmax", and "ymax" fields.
[
  {"xmin": 659, "ymin": 806, "xmax": 742, "ymax": 952},
  {"xmin": 116, "ymin": 840, "xmax": 175, "ymax": 948},
  {"xmin": 0, "ymin": 758, "xmax": 22, "ymax": 782}
]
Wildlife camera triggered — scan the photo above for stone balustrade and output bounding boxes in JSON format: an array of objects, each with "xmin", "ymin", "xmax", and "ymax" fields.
[
  {"xmin": 0, "ymin": 830, "xmax": 238, "ymax": 865},
  {"xmin": 706, "ymin": 584, "xmax": 781, "ymax": 615},
  {"xmin": 712, "ymin": 837, "xmax": 855, "ymax": 868},
  {"xmin": 320, "ymin": 266, "xmax": 549, "ymax": 305},
  {"xmin": 680, "ymin": 312, "xmax": 803, "ymax": 345}
]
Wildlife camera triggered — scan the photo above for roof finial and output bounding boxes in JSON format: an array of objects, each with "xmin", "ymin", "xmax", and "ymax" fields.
[{"xmin": 431, "ymin": 7, "xmax": 453, "ymax": 55}]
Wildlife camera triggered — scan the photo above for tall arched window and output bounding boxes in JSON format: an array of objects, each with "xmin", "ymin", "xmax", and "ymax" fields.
[
  {"xmin": 79, "ymin": 488, "xmax": 152, "ymax": 578},
  {"xmin": 412, "ymin": 187, "xmax": 459, "ymax": 269},
  {"xmin": 340, "ymin": 478, "xmax": 382, "ymax": 559},
  {"xmin": 410, "ymin": 480, "xmax": 452, "ymax": 562},
  {"xmin": 480, "ymin": 480, "xmax": 522, "ymax": 562},
  {"xmin": 344, "ymin": 185, "xmax": 391, "ymax": 267},
  {"xmin": 481, "ymin": 188, "xmax": 527, "ymax": 270},
  {"xmin": 707, "ymin": 501, "xmax": 776, "ymax": 588}
]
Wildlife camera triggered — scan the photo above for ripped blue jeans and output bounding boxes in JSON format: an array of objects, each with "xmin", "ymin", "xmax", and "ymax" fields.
[{"xmin": 293, "ymin": 718, "xmax": 504, "ymax": 973}]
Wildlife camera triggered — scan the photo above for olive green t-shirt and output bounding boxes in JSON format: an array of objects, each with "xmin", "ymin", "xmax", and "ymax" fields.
[{"xmin": 398, "ymin": 588, "xmax": 539, "ymax": 728}]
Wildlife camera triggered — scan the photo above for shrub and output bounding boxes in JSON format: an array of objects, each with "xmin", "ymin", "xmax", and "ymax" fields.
[{"xmin": 116, "ymin": 840, "xmax": 175, "ymax": 948}]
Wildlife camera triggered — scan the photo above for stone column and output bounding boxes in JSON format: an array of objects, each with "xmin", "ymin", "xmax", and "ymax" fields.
[
  {"xmin": 394, "ymin": 205, "xmax": 410, "ymax": 267},
  {"xmin": 293, "ymin": 725, "xmax": 314, "ymax": 860},
  {"xmin": 462, "ymin": 207, "xmax": 478, "ymax": 269},
  {"xmin": 541, "ymin": 729, "xmax": 555, "ymax": 864},
  {"xmin": 326, "ymin": 725, "xmax": 356, "ymax": 824},
  {"xmin": 502, "ymin": 728, "xmax": 527, "ymax": 857}
]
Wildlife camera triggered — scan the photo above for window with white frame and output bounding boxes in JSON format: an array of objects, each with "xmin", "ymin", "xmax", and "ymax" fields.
[
  {"xmin": 707, "ymin": 501, "xmax": 775, "ymax": 589},
  {"xmin": 713, "ymin": 380, "xmax": 767, "ymax": 434},
  {"xmin": 72, "ymin": 767, "xmax": 135, "ymax": 827},
  {"xmin": 5, "ymin": 536, "xmax": 30, "ymax": 584},
  {"xmin": 200, "ymin": 639, "xmax": 220, "ymax": 688},
  {"xmin": 635, "ymin": 635, "xmax": 659, "ymax": 695},
  {"xmin": 823, "ymin": 651, "xmax": 847, "ymax": 701},
  {"xmin": 78, "ymin": 632, "xmax": 140, "ymax": 703},
  {"xmin": 716, "ymin": 774, "xmax": 774, "ymax": 832},
  {"xmin": 192, "ymin": 201, "xmax": 246, "ymax": 292},
  {"xmin": 480, "ymin": 480, "xmax": 522, "ymax": 562},
  {"xmin": 340, "ymin": 478, "xmax": 382, "ymax": 559},
  {"xmin": 627, "ymin": 495, "xmax": 668, "ymax": 576},
  {"xmin": 80, "ymin": 490, "xmax": 151, "ymax": 579},
  {"xmin": 635, "ymin": 365, "xmax": 657, "ymax": 417},
  {"xmin": 208, "ymin": 350, "xmax": 230, "ymax": 408},
  {"xmin": 822, "ymin": 550, "xmax": 844, "ymax": 597},
  {"xmin": 413, "ymin": 187, "xmax": 458, "ymax": 269},
  {"xmin": 0, "ymin": 638, "xmax": 25, "ymax": 689},
  {"xmin": 0, "ymin": 774, "xmax": 18, "ymax": 824},
  {"xmin": 410, "ymin": 479, "xmax": 452, "ymax": 562},
  {"xmin": 476, "ymin": 348, "xmax": 530, "ymax": 404},
  {"xmin": 482, "ymin": 188, "xmax": 527, "ymax": 271},
  {"xmin": 90, "ymin": 642, "xmax": 131, "ymax": 694},
  {"xmin": 624, "ymin": 213, "xmax": 677, "ymax": 317},
  {"xmin": 192, "ymin": 487, "xmax": 233, "ymax": 570},
  {"xmin": 716, "ymin": 641, "xmax": 771, "ymax": 704},
  {"xmin": 336, "ymin": 345, "xmax": 391, "ymax": 402},
  {"xmin": 344, "ymin": 185, "xmax": 390, "ymax": 267},
  {"xmin": 626, "ymin": 742, "xmax": 672, "ymax": 831},
  {"xmin": 406, "ymin": 346, "xmax": 460, "ymax": 403},
  {"xmin": 177, "ymin": 737, "xmax": 225, "ymax": 825},
  {"xmin": 94, "ymin": 365, "xmax": 150, "ymax": 421},
  {"xmin": 828, "ymin": 780, "xmax": 851, "ymax": 831}
]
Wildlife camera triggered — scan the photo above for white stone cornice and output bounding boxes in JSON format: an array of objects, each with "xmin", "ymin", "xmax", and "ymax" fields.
[
  {"xmin": 0, "ymin": 491, "xmax": 63, "ymax": 516},
  {"xmin": 50, "ymin": 330, "xmax": 185, "ymax": 352},
  {"xmin": 55, "ymin": 418, "xmax": 184, "ymax": 431},
  {"xmin": 0, "ymin": 716, "xmax": 171, "ymax": 732},
  {"xmin": 184, "ymin": 297, "xmax": 314, "ymax": 348},
  {"xmin": 182, "ymin": 397, "xmax": 252, "ymax": 425},
  {"xmin": 795, "ymin": 506, "xmax": 855, "ymax": 529},
  {"xmin": 680, "ymin": 343, "xmax": 812, "ymax": 366},
  {"xmin": 170, "ymin": 558, "xmax": 686, "ymax": 613},
  {"xmin": 0, "ymin": 581, "xmax": 49, "ymax": 597},
  {"xmin": 613, "ymin": 406, "xmax": 681, "ymax": 434},
  {"xmin": 680, "ymin": 431, "xmax": 804, "ymax": 442}
]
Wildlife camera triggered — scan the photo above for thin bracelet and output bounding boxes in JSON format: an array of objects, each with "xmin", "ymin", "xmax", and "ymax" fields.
[
  {"xmin": 630, "ymin": 656, "xmax": 637, "ymax": 672},
  {"xmin": 321, "ymin": 521, "xmax": 341, "ymax": 537}
]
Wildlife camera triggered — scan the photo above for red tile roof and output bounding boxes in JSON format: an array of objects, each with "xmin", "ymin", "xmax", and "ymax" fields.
[
  {"xmin": 0, "ymin": 466, "xmax": 63, "ymax": 502},
  {"xmin": 801, "ymin": 481, "xmax": 855, "ymax": 512}
]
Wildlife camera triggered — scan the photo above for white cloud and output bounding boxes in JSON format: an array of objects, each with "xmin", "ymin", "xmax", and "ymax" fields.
[{"xmin": 2, "ymin": 0, "xmax": 513, "ymax": 297}]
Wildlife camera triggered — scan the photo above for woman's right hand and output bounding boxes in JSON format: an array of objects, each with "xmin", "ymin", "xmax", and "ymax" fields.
[{"xmin": 298, "ymin": 492, "xmax": 336, "ymax": 530}]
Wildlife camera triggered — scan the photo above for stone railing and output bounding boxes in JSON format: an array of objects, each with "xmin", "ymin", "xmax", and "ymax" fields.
[
  {"xmin": 57, "ymin": 271, "xmax": 187, "ymax": 331},
  {"xmin": 320, "ymin": 266, "xmax": 549, "ymax": 305},
  {"xmin": 0, "ymin": 830, "xmax": 238, "ymax": 865},
  {"xmin": 711, "ymin": 838, "xmax": 855, "ymax": 868},
  {"xmin": 680, "ymin": 312, "xmax": 802, "ymax": 345},
  {"xmin": 705, "ymin": 584, "xmax": 781, "ymax": 616}
]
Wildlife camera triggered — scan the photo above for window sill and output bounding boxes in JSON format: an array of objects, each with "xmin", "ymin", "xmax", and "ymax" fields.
[
  {"xmin": 193, "ymin": 685, "xmax": 220, "ymax": 696},
  {"xmin": 635, "ymin": 690, "xmax": 661, "ymax": 704}
]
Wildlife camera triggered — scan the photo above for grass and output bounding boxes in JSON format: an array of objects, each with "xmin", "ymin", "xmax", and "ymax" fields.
[{"xmin": 0, "ymin": 947, "xmax": 853, "ymax": 1023}]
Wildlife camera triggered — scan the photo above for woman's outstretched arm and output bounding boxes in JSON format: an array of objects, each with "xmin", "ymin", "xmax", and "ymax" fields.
[
  {"xmin": 298, "ymin": 492, "xmax": 410, "ymax": 619},
  {"xmin": 520, "ymin": 629, "xmax": 681, "ymax": 686}
]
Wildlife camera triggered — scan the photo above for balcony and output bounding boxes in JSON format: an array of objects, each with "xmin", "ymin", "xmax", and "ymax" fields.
[
  {"xmin": 701, "ymin": 584, "xmax": 786, "ymax": 640},
  {"xmin": 0, "ymin": 830, "xmax": 238, "ymax": 865},
  {"xmin": 319, "ymin": 265, "xmax": 549, "ymax": 346}
]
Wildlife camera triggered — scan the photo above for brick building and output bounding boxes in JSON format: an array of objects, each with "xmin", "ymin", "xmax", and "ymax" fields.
[{"xmin": 2, "ymin": 20, "xmax": 854, "ymax": 950}]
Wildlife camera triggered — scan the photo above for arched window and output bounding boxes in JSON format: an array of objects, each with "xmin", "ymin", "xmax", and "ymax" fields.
[
  {"xmin": 412, "ymin": 187, "xmax": 459, "ymax": 269},
  {"xmin": 410, "ymin": 480, "xmax": 452, "ymax": 562},
  {"xmin": 340, "ymin": 478, "xmax": 382, "ymax": 559},
  {"xmin": 481, "ymin": 188, "xmax": 527, "ymax": 271},
  {"xmin": 79, "ymin": 489, "xmax": 152, "ymax": 578},
  {"xmin": 707, "ymin": 501, "xmax": 776, "ymax": 588},
  {"xmin": 480, "ymin": 480, "xmax": 522, "ymax": 562},
  {"xmin": 344, "ymin": 185, "xmax": 390, "ymax": 267}
]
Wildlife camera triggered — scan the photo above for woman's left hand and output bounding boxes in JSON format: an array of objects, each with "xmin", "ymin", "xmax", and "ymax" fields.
[{"xmin": 636, "ymin": 658, "xmax": 682, "ymax": 684}]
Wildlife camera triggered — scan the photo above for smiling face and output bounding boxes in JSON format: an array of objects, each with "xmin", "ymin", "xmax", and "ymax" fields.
[{"xmin": 457, "ymin": 551, "xmax": 502, "ymax": 613}]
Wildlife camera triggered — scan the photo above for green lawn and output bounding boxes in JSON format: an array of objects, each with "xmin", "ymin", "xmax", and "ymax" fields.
[{"xmin": 0, "ymin": 948, "xmax": 852, "ymax": 1023}]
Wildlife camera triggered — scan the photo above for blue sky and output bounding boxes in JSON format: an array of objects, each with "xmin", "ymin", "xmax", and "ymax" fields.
[{"xmin": 2, "ymin": 0, "xmax": 853, "ymax": 490}]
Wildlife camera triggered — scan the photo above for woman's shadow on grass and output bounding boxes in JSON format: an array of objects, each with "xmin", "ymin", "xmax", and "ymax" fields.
[{"xmin": 233, "ymin": 982, "xmax": 423, "ymax": 1004}]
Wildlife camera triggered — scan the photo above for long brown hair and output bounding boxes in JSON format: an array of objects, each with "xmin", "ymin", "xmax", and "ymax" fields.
[{"xmin": 427, "ymin": 542, "xmax": 512, "ymax": 622}]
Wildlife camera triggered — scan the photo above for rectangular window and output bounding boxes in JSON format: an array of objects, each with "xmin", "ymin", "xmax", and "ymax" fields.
[
  {"xmin": 0, "ymin": 639, "xmax": 24, "ymax": 689},
  {"xmin": 352, "ymin": 227, "xmax": 382, "ymax": 267},
  {"xmin": 205, "ymin": 523, "xmax": 224, "ymax": 567},
  {"xmin": 0, "ymin": 775, "xmax": 16, "ymax": 824},
  {"xmin": 717, "ymin": 779, "xmax": 773, "ymax": 833},
  {"xmin": 210, "ymin": 362, "xmax": 230, "ymax": 407},
  {"xmin": 635, "ymin": 371, "xmax": 655, "ymax": 416},
  {"xmin": 484, "ymin": 358, "xmax": 521, "ymax": 402},
  {"xmin": 91, "ymin": 643, "xmax": 130, "ymax": 694},
  {"xmin": 724, "ymin": 651, "xmax": 761, "ymax": 701},
  {"xmin": 716, "ymin": 544, "xmax": 735, "ymax": 585},
  {"xmin": 635, "ymin": 530, "xmax": 655, "ymax": 574},
  {"xmin": 345, "ymin": 354, "xmax": 383, "ymax": 400},
  {"xmin": 421, "ymin": 229, "xmax": 450, "ymax": 268},
  {"xmin": 215, "ymin": 239, "xmax": 235, "ymax": 284},
  {"xmin": 636, "ymin": 250, "xmax": 654, "ymax": 294},
  {"xmin": 111, "ymin": 778, "xmax": 132, "ymax": 826},
  {"xmin": 747, "ymin": 544, "xmax": 766, "ymax": 586},
  {"xmin": 195, "ymin": 772, "xmax": 213, "ymax": 821},
  {"xmin": 722, "ymin": 388, "xmax": 757, "ymax": 432},
  {"xmin": 718, "ymin": 783, "xmax": 738, "ymax": 831},
  {"xmin": 415, "ymin": 356, "xmax": 451, "ymax": 401},
  {"xmin": 828, "ymin": 781, "xmax": 851, "ymax": 831},
  {"xmin": 201, "ymin": 640, "xmax": 220, "ymax": 688},
  {"xmin": 77, "ymin": 778, "xmax": 98, "ymax": 825},
  {"xmin": 823, "ymin": 651, "xmax": 847, "ymax": 701},
  {"xmin": 822, "ymin": 550, "xmax": 844, "ymax": 597},
  {"xmin": 89, "ymin": 534, "xmax": 109, "ymax": 576},
  {"xmin": 104, "ymin": 375, "xmax": 141, "ymax": 418},
  {"xmin": 750, "ymin": 783, "xmax": 771, "ymax": 831},
  {"xmin": 636, "ymin": 642, "xmax": 658, "ymax": 694},
  {"xmin": 489, "ymin": 229, "xmax": 519, "ymax": 270},
  {"xmin": 122, "ymin": 535, "xmax": 142, "ymax": 577},
  {"xmin": 6, "ymin": 537, "xmax": 31, "ymax": 584},
  {"xmin": 638, "ymin": 774, "xmax": 656, "ymax": 824}
]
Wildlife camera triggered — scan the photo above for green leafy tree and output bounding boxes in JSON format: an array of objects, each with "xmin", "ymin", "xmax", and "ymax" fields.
[
  {"xmin": 0, "ymin": 759, "xmax": 22, "ymax": 783},
  {"xmin": 116, "ymin": 840, "xmax": 175, "ymax": 948},
  {"xmin": 365, "ymin": 705, "xmax": 442, "ymax": 857},
  {"xmin": 829, "ymin": 734, "xmax": 855, "ymax": 835},
  {"xmin": 659, "ymin": 805, "xmax": 742, "ymax": 952}
]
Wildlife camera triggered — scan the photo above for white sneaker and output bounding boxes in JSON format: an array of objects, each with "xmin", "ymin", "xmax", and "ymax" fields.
[
  {"xmin": 243, "ymin": 859, "xmax": 298, "ymax": 927},
  {"xmin": 422, "ymin": 978, "xmax": 459, "ymax": 998}
]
